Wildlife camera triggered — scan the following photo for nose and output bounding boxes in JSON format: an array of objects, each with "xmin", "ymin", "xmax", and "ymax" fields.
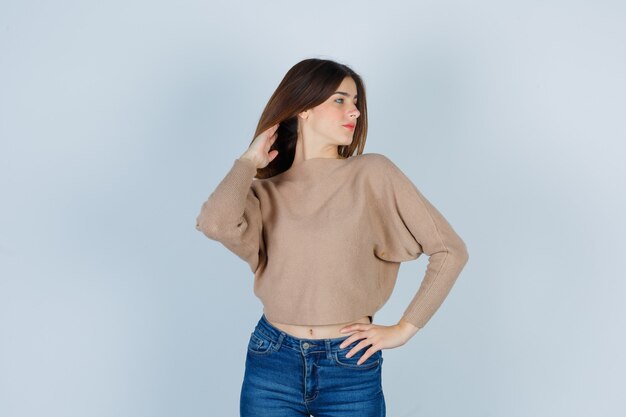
[{"xmin": 349, "ymin": 106, "xmax": 360, "ymax": 119}]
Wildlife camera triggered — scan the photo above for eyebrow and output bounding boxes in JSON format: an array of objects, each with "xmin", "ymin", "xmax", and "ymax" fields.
[{"xmin": 334, "ymin": 91, "xmax": 358, "ymax": 99}]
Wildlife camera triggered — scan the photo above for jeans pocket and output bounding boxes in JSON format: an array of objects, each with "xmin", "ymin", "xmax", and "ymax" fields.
[
  {"xmin": 333, "ymin": 347, "xmax": 382, "ymax": 370},
  {"xmin": 247, "ymin": 331, "xmax": 274, "ymax": 356}
]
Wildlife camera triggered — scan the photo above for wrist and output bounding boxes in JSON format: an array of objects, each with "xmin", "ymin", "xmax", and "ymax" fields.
[
  {"xmin": 397, "ymin": 319, "xmax": 420, "ymax": 336},
  {"xmin": 239, "ymin": 154, "xmax": 261, "ymax": 169}
]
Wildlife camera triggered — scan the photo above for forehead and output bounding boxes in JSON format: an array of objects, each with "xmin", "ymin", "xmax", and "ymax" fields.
[{"xmin": 336, "ymin": 76, "xmax": 357, "ymax": 93}]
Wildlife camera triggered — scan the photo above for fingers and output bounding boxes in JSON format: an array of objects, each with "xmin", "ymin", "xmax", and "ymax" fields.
[
  {"xmin": 266, "ymin": 131, "xmax": 278, "ymax": 151},
  {"xmin": 261, "ymin": 123, "xmax": 280, "ymax": 146},
  {"xmin": 340, "ymin": 322, "xmax": 369, "ymax": 335},
  {"xmin": 267, "ymin": 124, "xmax": 279, "ymax": 147},
  {"xmin": 256, "ymin": 123, "xmax": 280, "ymax": 142},
  {"xmin": 339, "ymin": 326, "xmax": 369, "ymax": 349},
  {"xmin": 267, "ymin": 122, "xmax": 280, "ymax": 136},
  {"xmin": 345, "ymin": 340, "xmax": 378, "ymax": 365},
  {"xmin": 337, "ymin": 324, "xmax": 383, "ymax": 365},
  {"xmin": 354, "ymin": 347, "xmax": 379, "ymax": 366}
]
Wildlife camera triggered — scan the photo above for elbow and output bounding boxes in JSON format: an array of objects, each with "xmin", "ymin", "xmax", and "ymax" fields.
[
  {"xmin": 446, "ymin": 235, "xmax": 469, "ymax": 267},
  {"xmin": 456, "ymin": 238, "xmax": 469, "ymax": 266},
  {"xmin": 195, "ymin": 213, "xmax": 221, "ymax": 240},
  {"xmin": 196, "ymin": 212, "xmax": 246, "ymax": 242},
  {"xmin": 195, "ymin": 200, "xmax": 227, "ymax": 239},
  {"xmin": 461, "ymin": 245, "xmax": 469, "ymax": 266}
]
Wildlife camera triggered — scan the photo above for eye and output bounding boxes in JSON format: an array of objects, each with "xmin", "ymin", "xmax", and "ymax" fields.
[{"xmin": 334, "ymin": 97, "xmax": 358, "ymax": 105}]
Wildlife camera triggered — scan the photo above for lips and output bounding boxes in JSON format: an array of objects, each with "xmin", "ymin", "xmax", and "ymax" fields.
[{"xmin": 342, "ymin": 124, "xmax": 355, "ymax": 130}]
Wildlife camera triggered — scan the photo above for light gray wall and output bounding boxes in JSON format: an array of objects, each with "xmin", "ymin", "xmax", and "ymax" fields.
[{"xmin": 1, "ymin": 1, "xmax": 624, "ymax": 416}]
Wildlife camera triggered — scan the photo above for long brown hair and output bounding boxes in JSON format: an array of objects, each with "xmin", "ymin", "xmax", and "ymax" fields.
[{"xmin": 250, "ymin": 58, "xmax": 368, "ymax": 179}]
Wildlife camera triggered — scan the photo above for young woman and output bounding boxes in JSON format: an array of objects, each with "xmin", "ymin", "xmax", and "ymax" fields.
[{"xmin": 195, "ymin": 58, "xmax": 469, "ymax": 416}]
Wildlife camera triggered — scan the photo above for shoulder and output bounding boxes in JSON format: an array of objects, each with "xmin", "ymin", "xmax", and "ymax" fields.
[
  {"xmin": 354, "ymin": 153, "xmax": 421, "ymax": 200},
  {"xmin": 350, "ymin": 152, "xmax": 404, "ymax": 178},
  {"xmin": 351, "ymin": 152, "xmax": 391, "ymax": 167}
]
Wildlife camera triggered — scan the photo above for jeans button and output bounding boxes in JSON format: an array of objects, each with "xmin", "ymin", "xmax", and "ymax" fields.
[{"xmin": 302, "ymin": 342, "xmax": 310, "ymax": 349}]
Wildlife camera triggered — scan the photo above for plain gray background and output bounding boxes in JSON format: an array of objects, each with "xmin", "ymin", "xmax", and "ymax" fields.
[{"xmin": 1, "ymin": 1, "xmax": 624, "ymax": 416}]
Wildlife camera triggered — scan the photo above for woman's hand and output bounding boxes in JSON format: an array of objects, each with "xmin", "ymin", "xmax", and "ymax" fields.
[
  {"xmin": 338, "ymin": 319, "xmax": 420, "ymax": 365},
  {"xmin": 239, "ymin": 122, "xmax": 280, "ymax": 169}
]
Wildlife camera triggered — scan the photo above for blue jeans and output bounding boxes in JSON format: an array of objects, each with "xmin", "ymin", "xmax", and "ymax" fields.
[{"xmin": 240, "ymin": 314, "xmax": 386, "ymax": 416}]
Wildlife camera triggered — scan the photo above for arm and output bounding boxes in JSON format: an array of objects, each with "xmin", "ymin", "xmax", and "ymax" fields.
[
  {"xmin": 195, "ymin": 123, "xmax": 280, "ymax": 273},
  {"xmin": 380, "ymin": 156, "xmax": 470, "ymax": 330},
  {"xmin": 195, "ymin": 157, "xmax": 264, "ymax": 273}
]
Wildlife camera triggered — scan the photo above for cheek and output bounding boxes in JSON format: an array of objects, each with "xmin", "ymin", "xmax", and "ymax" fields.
[
  {"xmin": 317, "ymin": 106, "xmax": 342, "ymax": 124},
  {"xmin": 309, "ymin": 105, "xmax": 342, "ymax": 132}
]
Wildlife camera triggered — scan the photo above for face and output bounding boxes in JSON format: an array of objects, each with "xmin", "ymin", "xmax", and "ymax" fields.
[{"xmin": 298, "ymin": 76, "xmax": 360, "ymax": 149}]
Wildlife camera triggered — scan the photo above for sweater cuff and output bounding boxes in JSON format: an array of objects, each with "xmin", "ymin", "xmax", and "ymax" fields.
[
  {"xmin": 235, "ymin": 157, "xmax": 259, "ymax": 172},
  {"xmin": 400, "ymin": 312, "xmax": 426, "ymax": 330}
]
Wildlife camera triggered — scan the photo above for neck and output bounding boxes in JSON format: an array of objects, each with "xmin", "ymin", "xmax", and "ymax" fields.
[
  {"xmin": 293, "ymin": 133, "xmax": 343, "ymax": 162},
  {"xmin": 276, "ymin": 155, "xmax": 350, "ymax": 182}
]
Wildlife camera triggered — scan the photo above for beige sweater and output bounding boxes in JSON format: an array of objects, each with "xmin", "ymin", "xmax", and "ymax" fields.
[{"xmin": 195, "ymin": 153, "xmax": 469, "ymax": 329}]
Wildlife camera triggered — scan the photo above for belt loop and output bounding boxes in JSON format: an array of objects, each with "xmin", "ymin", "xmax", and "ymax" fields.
[
  {"xmin": 274, "ymin": 332, "xmax": 285, "ymax": 351},
  {"xmin": 325, "ymin": 339, "xmax": 332, "ymax": 359}
]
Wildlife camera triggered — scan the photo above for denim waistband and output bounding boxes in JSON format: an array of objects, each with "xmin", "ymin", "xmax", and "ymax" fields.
[{"xmin": 255, "ymin": 314, "xmax": 364, "ymax": 354}]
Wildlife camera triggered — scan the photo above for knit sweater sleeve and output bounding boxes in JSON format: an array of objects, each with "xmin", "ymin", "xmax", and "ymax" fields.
[
  {"xmin": 375, "ymin": 155, "xmax": 469, "ymax": 329},
  {"xmin": 195, "ymin": 157, "xmax": 265, "ymax": 273}
]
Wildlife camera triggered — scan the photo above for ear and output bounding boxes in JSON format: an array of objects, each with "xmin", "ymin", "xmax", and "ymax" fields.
[{"xmin": 298, "ymin": 109, "xmax": 309, "ymax": 120}]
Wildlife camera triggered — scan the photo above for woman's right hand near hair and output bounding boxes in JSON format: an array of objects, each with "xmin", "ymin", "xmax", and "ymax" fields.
[{"xmin": 239, "ymin": 123, "xmax": 280, "ymax": 169}]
